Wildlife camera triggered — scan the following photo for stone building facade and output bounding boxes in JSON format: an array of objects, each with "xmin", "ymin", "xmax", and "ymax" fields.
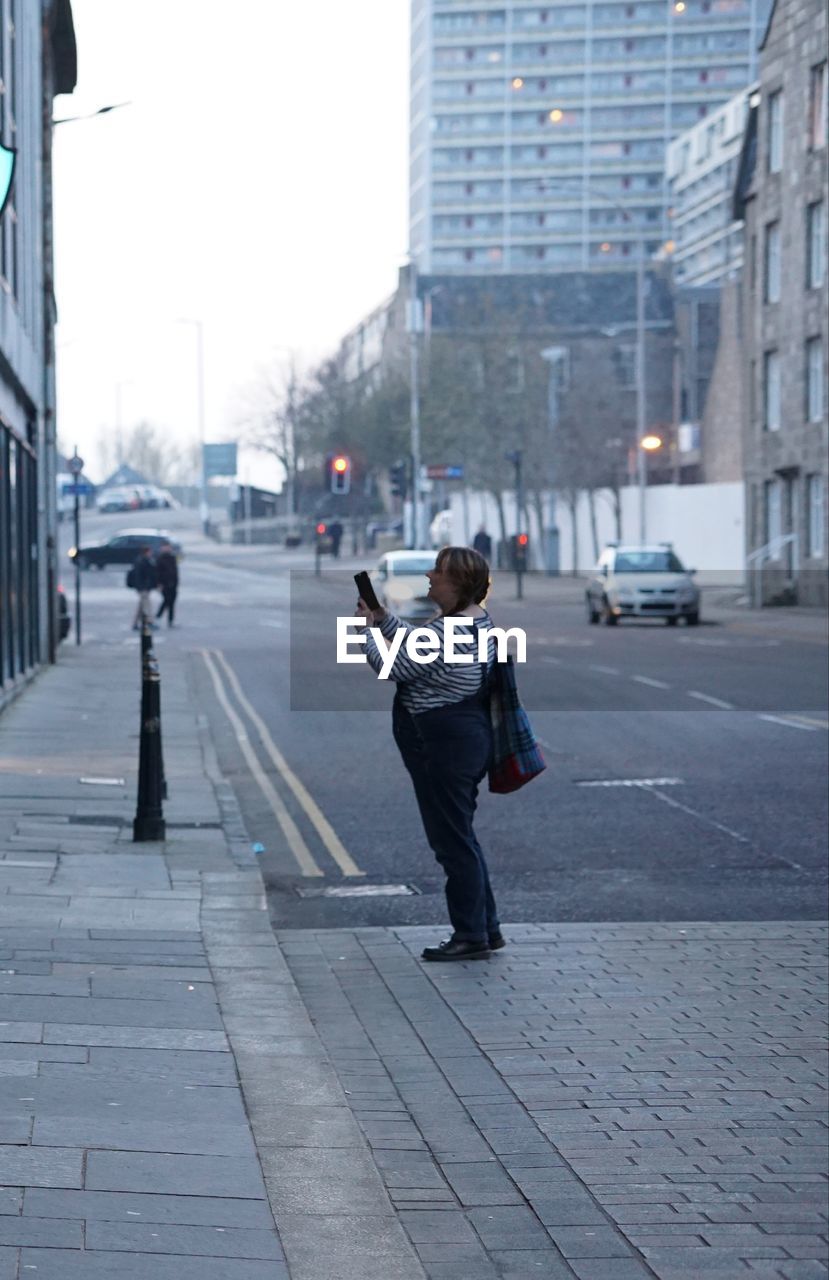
[
  {"xmin": 0, "ymin": 1, "xmax": 75, "ymax": 705},
  {"xmin": 736, "ymin": 0, "xmax": 828, "ymax": 605}
]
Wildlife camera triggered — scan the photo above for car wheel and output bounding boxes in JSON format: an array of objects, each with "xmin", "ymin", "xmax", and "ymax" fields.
[
  {"xmin": 586, "ymin": 596, "xmax": 600, "ymax": 625},
  {"xmin": 686, "ymin": 611, "xmax": 700, "ymax": 626},
  {"xmin": 603, "ymin": 598, "xmax": 618, "ymax": 626},
  {"xmin": 666, "ymin": 616, "xmax": 678, "ymax": 626}
]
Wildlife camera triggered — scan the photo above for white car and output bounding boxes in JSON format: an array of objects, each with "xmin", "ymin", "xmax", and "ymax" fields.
[
  {"xmin": 372, "ymin": 550, "xmax": 437, "ymax": 623},
  {"xmin": 586, "ymin": 543, "xmax": 701, "ymax": 626}
]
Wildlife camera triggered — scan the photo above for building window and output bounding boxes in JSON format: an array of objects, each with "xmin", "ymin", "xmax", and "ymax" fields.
[
  {"xmin": 809, "ymin": 63, "xmax": 827, "ymax": 149},
  {"xmin": 807, "ymin": 202, "xmax": 826, "ymax": 287},
  {"xmin": 614, "ymin": 344, "xmax": 637, "ymax": 387},
  {"xmin": 764, "ymin": 350, "xmax": 781, "ymax": 431},
  {"xmin": 767, "ymin": 89, "xmax": 784, "ymax": 173},
  {"xmin": 764, "ymin": 478, "xmax": 781, "ymax": 544},
  {"xmin": 807, "ymin": 474, "xmax": 825, "ymax": 557},
  {"xmin": 764, "ymin": 221, "xmax": 781, "ymax": 303},
  {"xmin": 806, "ymin": 337, "xmax": 824, "ymax": 423}
]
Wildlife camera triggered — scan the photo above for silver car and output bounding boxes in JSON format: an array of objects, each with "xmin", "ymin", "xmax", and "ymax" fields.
[{"xmin": 586, "ymin": 543, "xmax": 701, "ymax": 626}]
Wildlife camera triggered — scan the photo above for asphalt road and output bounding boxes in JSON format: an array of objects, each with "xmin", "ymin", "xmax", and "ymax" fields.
[{"xmin": 62, "ymin": 509, "xmax": 829, "ymax": 931}]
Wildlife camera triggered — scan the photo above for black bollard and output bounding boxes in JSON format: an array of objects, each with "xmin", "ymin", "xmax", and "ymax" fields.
[
  {"xmin": 133, "ymin": 646, "xmax": 166, "ymax": 842},
  {"xmin": 140, "ymin": 617, "xmax": 167, "ymax": 800}
]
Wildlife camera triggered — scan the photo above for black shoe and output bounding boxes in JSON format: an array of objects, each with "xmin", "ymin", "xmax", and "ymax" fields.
[
  {"xmin": 422, "ymin": 938, "xmax": 490, "ymax": 962},
  {"xmin": 488, "ymin": 931, "xmax": 506, "ymax": 951}
]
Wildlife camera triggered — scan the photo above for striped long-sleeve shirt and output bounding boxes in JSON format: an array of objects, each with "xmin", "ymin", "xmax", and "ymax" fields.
[{"xmin": 365, "ymin": 611, "xmax": 496, "ymax": 714}]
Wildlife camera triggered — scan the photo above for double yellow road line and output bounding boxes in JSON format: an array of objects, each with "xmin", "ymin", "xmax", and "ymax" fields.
[{"xmin": 200, "ymin": 649, "xmax": 364, "ymax": 879}]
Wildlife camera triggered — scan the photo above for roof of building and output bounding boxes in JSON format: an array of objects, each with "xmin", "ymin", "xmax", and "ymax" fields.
[
  {"xmin": 420, "ymin": 271, "xmax": 674, "ymax": 334},
  {"xmin": 100, "ymin": 464, "xmax": 150, "ymax": 490},
  {"xmin": 47, "ymin": 0, "xmax": 78, "ymax": 96},
  {"xmin": 733, "ymin": 100, "xmax": 759, "ymax": 219}
]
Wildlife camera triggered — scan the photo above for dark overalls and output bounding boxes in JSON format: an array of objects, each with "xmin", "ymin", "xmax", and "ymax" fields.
[{"xmin": 392, "ymin": 625, "xmax": 499, "ymax": 944}]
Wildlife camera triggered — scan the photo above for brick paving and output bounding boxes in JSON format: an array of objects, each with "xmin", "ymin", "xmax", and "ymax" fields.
[{"xmin": 279, "ymin": 924, "xmax": 829, "ymax": 1280}]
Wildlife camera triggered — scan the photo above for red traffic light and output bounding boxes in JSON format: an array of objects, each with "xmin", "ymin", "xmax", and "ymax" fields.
[
  {"xmin": 332, "ymin": 456, "xmax": 349, "ymax": 474},
  {"xmin": 517, "ymin": 533, "xmax": 529, "ymax": 546},
  {"xmin": 316, "ymin": 522, "xmax": 327, "ymax": 535}
]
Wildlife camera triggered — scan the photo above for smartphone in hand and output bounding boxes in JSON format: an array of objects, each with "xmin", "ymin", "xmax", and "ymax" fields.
[{"xmin": 354, "ymin": 571, "xmax": 381, "ymax": 613}]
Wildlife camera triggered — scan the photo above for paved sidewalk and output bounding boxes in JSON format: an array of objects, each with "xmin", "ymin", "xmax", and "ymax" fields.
[
  {"xmin": 0, "ymin": 638, "xmax": 826, "ymax": 1279},
  {"xmin": 0, "ymin": 638, "xmax": 424, "ymax": 1279},
  {"xmin": 280, "ymin": 925, "xmax": 828, "ymax": 1280}
]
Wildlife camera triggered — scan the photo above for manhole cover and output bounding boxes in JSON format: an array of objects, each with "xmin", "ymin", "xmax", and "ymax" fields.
[{"xmin": 295, "ymin": 883, "xmax": 420, "ymax": 899}]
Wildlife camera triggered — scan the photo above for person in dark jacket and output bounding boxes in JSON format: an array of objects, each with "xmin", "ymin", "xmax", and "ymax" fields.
[
  {"xmin": 328, "ymin": 519, "xmax": 344, "ymax": 559},
  {"xmin": 155, "ymin": 541, "xmax": 180, "ymax": 627},
  {"xmin": 472, "ymin": 525, "xmax": 492, "ymax": 562},
  {"xmin": 130, "ymin": 546, "xmax": 158, "ymax": 630}
]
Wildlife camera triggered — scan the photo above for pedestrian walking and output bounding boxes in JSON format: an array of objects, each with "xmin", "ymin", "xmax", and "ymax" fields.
[
  {"xmin": 472, "ymin": 525, "xmax": 492, "ymax": 562},
  {"xmin": 356, "ymin": 545, "xmax": 503, "ymax": 962},
  {"xmin": 128, "ymin": 546, "xmax": 158, "ymax": 631},
  {"xmin": 155, "ymin": 540, "xmax": 179, "ymax": 627},
  {"xmin": 328, "ymin": 519, "xmax": 344, "ymax": 559}
]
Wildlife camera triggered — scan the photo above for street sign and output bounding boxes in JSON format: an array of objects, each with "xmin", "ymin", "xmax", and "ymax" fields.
[
  {"xmin": 203, "ymin": 442, "xmax": 238, "ymax": 478},
  {"xmin": 62, "ymin": 482, "xmax": 93, "ymax": 496},
  {"xmin": 425, "ymin": 464, "xmax": 464, "ymax": 480},
  {"xmin": 68, "ymin": 452, "xmax": 84, "ymax": 475}
]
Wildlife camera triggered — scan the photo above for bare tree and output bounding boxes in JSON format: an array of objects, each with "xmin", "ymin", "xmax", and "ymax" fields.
[
  {"xmin": 237, "ymin": 358, "xmax": 306, "ymax": 516},
  {"xmin": 97, "ymin": 421, "xmax": 183, "ymax": 486}
]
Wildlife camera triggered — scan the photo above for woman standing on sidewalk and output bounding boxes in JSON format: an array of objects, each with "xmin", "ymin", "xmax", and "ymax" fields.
[{"xmin": 356, "ymin": 546, "xmax": 503, "ymax": 962}]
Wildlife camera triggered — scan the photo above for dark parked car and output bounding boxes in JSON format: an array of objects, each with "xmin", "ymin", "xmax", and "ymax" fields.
[
  {"xmin": 68, "ymin": 529, "xmax": 182, "ymax": 570},
  {"xmin": 57, "ymin": 585, "xmax": 71, "ymax": 640}
]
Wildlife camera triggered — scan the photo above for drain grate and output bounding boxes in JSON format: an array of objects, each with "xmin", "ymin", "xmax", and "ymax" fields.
[{"xmin": 295, "ymin": 883, "xmax": 420, "ymax": 899}]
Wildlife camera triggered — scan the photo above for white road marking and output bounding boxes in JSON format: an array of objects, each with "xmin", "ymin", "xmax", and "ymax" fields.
[
  {"xmin": 590, "ymin": 664, "xmax": 620, "ymax": 675},
  {"xmin": 643, "ymin": 784, "xmax": 752, "ymax": 845},
  {"xmin": 576, "ymin": 777, "xmax": 682, "ymax": 788},
  {"xmin": 211, "ymin": 649, "xmax": 364, "ymax": 878},
  {"xmin": 259, "ymin": 618, "xmax": 286, "ymax": 629},
  {"xmin": 687, "ymin": 690, "xmax": 735, "ymax": 710},
  {"xmin": 758, "ymin": 714, "xmax": 823, "ymax": 732},
  {"xmin": 541, "ymin": 655, "xmax": 563, "ymax": 665},
  {"xmin": 200, "ymin": 650, "xmax": 323, "ymax": 878},
  {"xmin": 632, "ymin": 675, "xmax": 671, "ymax": 689}
]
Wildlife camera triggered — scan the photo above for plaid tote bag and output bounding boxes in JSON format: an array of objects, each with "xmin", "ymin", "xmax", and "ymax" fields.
[{"xmin": 487, "ymin": 654, "xmax": 546, "ymax": 794}]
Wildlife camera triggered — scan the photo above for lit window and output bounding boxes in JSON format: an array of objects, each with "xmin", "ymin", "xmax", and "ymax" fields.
[
  {"xmin": 806, "ymin": 338, "xmax": 824, "ymax": 424},
  {"xmin": 764, "ymin": 351, "xmax": 781, "ymax": 431},
  {"xmin": 809, "ymin": 63, "xmax": 827, "ymax": 149},
  {"xmin": 767, "ymin": 89, "xmax": 784, "ymax": 173}
]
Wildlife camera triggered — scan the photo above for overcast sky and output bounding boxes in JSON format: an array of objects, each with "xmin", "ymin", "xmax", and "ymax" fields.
[{"xmin": 53, "ymin": 1, "xmax": 409, "ymax": 482}]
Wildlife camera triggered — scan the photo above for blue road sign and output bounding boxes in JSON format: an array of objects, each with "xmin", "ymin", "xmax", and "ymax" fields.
[
  {"xmin": 426, "ymin": 464, "xmax": 464, "ymax": 481},
  {"xmin": 203, "ymin": 442, "xmax": 238, "ymax": 478},
  {"xmin": 62, "ymin": 482, "xmax": 93, "ymax": 496}
]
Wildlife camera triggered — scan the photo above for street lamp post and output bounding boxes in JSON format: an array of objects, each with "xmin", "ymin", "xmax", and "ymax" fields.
[
  {"xmin": 177, "ymin": 318, "xmax": 208, "ymax": 535},
  {"xmin": 406, "ymin": 261, "xmax": 425, "ymax": 549},
  {"xmin": 540, "ymin": 346, "xmax": 567, "ymax": 575},
  {"xmin": 635, "ymin": 245, "xmax": 648, "ymax": 543}
]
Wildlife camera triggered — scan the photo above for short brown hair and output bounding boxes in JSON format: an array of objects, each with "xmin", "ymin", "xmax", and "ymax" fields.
[{"xmin": 436, "ymin": 546, "xmax": 491, "ymax": 612}]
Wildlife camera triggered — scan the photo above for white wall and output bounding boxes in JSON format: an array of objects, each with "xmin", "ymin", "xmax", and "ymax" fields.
[{"xmin": 448, "ymin": 482, "xmax": 745, "ymax": 577}]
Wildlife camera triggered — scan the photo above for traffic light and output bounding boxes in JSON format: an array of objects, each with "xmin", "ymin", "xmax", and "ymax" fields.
[
  {"xmin": 327, "ymin": 454, "xmax": 351, "ymax": 495},
  {"xmin": 513, "ymin": 532, "xmax": 529, "ymax": 571},
  {"xmin": 389, "ymin": 459, "xmax": 408, "ymax": 499},
  {"xmin": 316, "ymin": 522, "xmax": 327, "ymax": 537}
]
